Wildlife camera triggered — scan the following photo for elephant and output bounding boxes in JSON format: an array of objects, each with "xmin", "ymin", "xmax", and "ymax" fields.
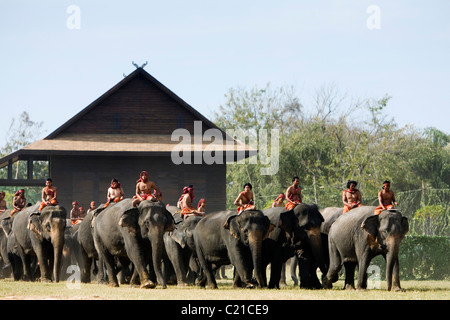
[
  {"xmin": 163, "ymin": 207, "xmax": 203, "ymax": 286},
  {"xmin": 322, "ymin": 206, "xmax": 409, "ymax": 291},
  {"xmin": 320, "ymin": 207, "xmax": 343, "ymax": 234},
  {"xmin": 75, "ymin": 207, "xmax": 107, "ymax": 283},
  {"xmin": 0, "ymin": 210, "xmax": 13, "ymax": 278},
  {"xmin": 193, "ymin": 209, "xmax": 274, "ymax": 289},
  {"xmin": 262, "ymin": 203, "xmax": 327, "ymax": 289},
  {"xmin": 93, "ymin": 199, "xmax": 175, "ymax": 288},
  {"xmin": 12, "ymin": 203, "xmax": 67, "ymax": 282}
]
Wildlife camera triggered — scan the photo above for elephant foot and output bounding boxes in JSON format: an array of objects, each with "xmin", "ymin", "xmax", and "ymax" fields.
[
  {"xmin": 392, "ymin": 286, "xmax": 404, "ymax": 292},
  {"xmin": 322, "ymin": 280, "xmax": 333, "ymax": 289},
  {"xmin": 140, "ymin": 280, "xmax": 156, "ymax": 289},
  {"xmin": 345, "ymin": 283, "xmax": 356, "ymax": 290},
  {"xmin": 177, "ymin": 282, "xmax": 188, "ymax": 287},
  {"xmin": 40, "ymin": 278, "xmax": 52, "ymax": 283},
  {"xmin": 108, "ymin": 281, "xmax": 119, "ymax": 287},
  {"xmin": 245, "ymin": 282, "xmax": 255, "ymax": 289},
  {"xmin": 207, "ymin": 283, "xmax": 218, "ymax": 289}
]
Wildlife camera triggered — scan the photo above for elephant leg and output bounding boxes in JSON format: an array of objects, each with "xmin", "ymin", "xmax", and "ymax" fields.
[
  {"xmin": 232, "ymin": 268, "xmax": 243, "ymax": 288},
  {"xmin": 268, "ymin": 258, "xmax": 283, "ymax": 289},
  {"xmin": 166, "ymin": 244, "xmax": 187, "ymax": 286},
  {"xmin": 280, "ymin": 262, "xmax": 287, "ymax": 286},
  {"xmin": 290, "ymin": 257, "xmax": 299, "ymax": 286},
  {"xmin": 323, "ymin": 242, "xmax": 341, "ymax": 289},
  {"xmin": 344, "ymin": 262, "xmax": 356, "ymax": 290},
  {"xmin": 297, "ymin": 251, "xmax": 314, "ymax": 289},
  {"xmin": 97, "ymin": 247, "xmax": 119, "ymax": 287},
  {"xmin": 356, "ymin": 255, "xmax": 371, "ymax": 290},
  {"xmin": 228, "ymin": 246, "xmax": 254, "ymax": 288},
  {"xmin": 46, "ymin": 244, "xmax": 54, "ymax": 281},
  {"xmin": 195, "ymin": 243, "xmax": 217, "ymax": 289},
  {"xmin": 80, "ymin": 250, "xmax": 91, "ymax": 283},
  {"xmin": 149, "ymin": 231, "xmax": 167, "ymax": 288},
  {"xmin": 391, "ymin": 257, "xmax": 403, "ymax": 291},
  {"xmin": 96, "ymin": 258, "xmax": 107, "ymax": 284},
  {"xmin": 16, "ymin": 245, "xmax": 32, "ymax": 281},
  {"xmin": 34, "ymin": 244, "xmax": 51, "ymax": 282},
  {"xmin": 122, "ymin": 236, "xmax": 154, "ymax": 289}
]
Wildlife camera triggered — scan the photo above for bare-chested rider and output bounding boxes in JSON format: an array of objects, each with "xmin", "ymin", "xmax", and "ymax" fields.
[
  {"xmin": 342, "ymin": 180, "xmax": 362, "ymax": 213},
  {"xmin": 374, "ymin": 180, "xmax": 398, "ymax": 215},
  {"xmin": 234, "ymin": 183, "xmax": 255, "ymax": 214},
  {"xmin": 105, "ymin": 178, "xmax": 125, "ymax": 207},
  {"xmin": 286, "ymin": 176, "xmax": 302, "ymax": 210},
  {"xmin": 132, "ymin": 171, "xmax": 159, "ymax": 207},
  {"xmin": 39, "ymin": 178, "xmax": 58, "ymax": 212}
]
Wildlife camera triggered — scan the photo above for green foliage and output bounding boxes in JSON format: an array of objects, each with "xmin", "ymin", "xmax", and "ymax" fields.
[
  {"xmin": 0, "ymin": 111, "xmax": 45, "ymax": 157},
  {"xmin": 213, "ymin": 83, "xmax": 450, "ymax": 231},
  {"xmin": 1, "ymin": 187, "xmax": 42, "ymax": 208},
  {"xmin": 371, "ymin": 236, "xmax": 450, "ymax": 280},
  {"xmin": 397, "ymin": 189, "xmax": 450, "ymax": 236}
]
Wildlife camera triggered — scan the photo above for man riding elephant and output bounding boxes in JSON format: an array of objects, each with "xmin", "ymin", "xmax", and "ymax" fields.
[
  {"xmin": 285, "ymin": 177, "xmax": 302, "ymax": 210},
  {"xmin": 132, "ymin": 171, "xmax": 159, "ymax": 207},
  {"xmin": 39, "ymin": 178, "xmax": 58, "ymax": 212},
  {"xmin": 342, "ymin": 180, "xmax": 362, "ymax": 213}
]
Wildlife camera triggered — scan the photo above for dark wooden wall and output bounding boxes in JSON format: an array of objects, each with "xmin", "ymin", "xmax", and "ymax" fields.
[
  {"xmin": 50, "ymin": 155, "xmax": 226, "ymax": 215},
  {"xmin": 60, "ymin": 73, "xmax": 212, "ymax": 135}
]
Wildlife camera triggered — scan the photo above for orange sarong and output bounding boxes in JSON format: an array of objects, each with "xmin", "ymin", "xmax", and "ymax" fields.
[
  {"xmin": 374, "ymin": 204, "xmax": 394, "ymax": 215},
  {"xmin": 104, "ymin": 197, "xmax": 121, "ymax": 208},
  {"xmin": 181, "ymin": 206, "xmax": 196, "ymax": 216},
  {"xmin": 39, "ymin": 199, "xmax": 58, "ymax": 212},
  {"xmin": 71, "ymin": 219, "xmax": 83, "ymax": 225},
  {"xmin": 237, "ymin": 204, "xmax": 256, "ymax": 214},
  {"xmin": 286, "ymin": 201, "xmax": 301, "ymax": 211},
  {"xmin": 343, "ymin": 202, "xmax": 362, "ymax": 213}
]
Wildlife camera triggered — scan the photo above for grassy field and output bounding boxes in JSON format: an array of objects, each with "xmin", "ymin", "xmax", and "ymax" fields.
[{"xmin": 0, "ymin": 278, "xmax": 448, "ymax": 300}]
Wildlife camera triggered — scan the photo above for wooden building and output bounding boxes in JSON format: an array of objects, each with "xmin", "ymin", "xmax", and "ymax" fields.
[{"xmin": 0, "ymin": 67, "xmax": 254, "ymax": 212}]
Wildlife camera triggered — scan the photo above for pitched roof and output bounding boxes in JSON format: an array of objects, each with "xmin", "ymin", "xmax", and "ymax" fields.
[
  {"xmin": 45, "ymin": 67, "xmax": 222, "ymax": 139},
  {"xmin": 0, "ymin": 67, "xmax": 256, "ymax": 167}
]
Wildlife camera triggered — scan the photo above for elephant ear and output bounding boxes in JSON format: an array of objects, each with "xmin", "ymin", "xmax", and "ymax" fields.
[
  {"xmin": 1, "ymin": 218, "xmax": 12, "ymax": 238},
  {"xmin": 119, "ymin": 207, "xmax": 140, "ymax": 235},
  {"xmin": 361, "ymin": 215, "xmax": 379, "ymax": 238},
  {"xmin": 278, "ymin": 211, "xmax": 294, "ymax": 235},
  {"xmin": 165, "ymin": 209, "xmax": 176, "ymax": 232},
  {"xmin": 224, "ymin": 214, "xmax": 240, "ymax": 240},
  {"xmin": 27, "ymin": 213, "xmax": 44, "ymax": 240},
  {"xmin": 263, "ymin": 217, "xmax": 276, "ymax": 240},
  {"xmin": 170, "ymin": 229, "xmax": 187, "ymax": 248}
]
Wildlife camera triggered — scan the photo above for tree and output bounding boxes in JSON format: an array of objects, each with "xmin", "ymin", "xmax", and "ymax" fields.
[
  {"xmin": 0, "ymin": 111, "xmax": 47, "ymax": 204},
  {"xmin": 214, "ymin": 82, "xmax": 450, "ymax": 214},
  {"xmin": 1, "ymin": 111, "xmax": 44, "ymax": 156},
  {"xmin": 214, "ymin": 84, "xmax": 302, "ymax": 209}
]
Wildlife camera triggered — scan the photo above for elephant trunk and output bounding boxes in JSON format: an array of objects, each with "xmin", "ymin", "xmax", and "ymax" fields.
[
  {"xmin": 385, "ymin": 236, "xmax": 401, "ymax": 291},
  {"xmin": 307, "ymin": 227, "xmax": 327, "ymax": 275},
  {"xmin": 51, "ymin": 218, "xmax": 66, "ymax": 283},
  {"xmin": 151, "ymin": 230, "xmax": 166, "ymax": 288},
  {"xmin": 249, "ymin": 230, "xmax": 265, "ymax": 288}
]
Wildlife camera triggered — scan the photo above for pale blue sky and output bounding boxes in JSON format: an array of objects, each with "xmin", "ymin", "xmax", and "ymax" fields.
[{"xmin": 1, "ymin": 0, "xmax": 449, "ymax": 143}]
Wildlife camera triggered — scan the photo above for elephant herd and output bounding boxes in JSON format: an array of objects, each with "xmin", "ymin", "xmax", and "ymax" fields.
[{"xmin": 0, "ymin": 199, "xmax": 409, "ymax": 291}]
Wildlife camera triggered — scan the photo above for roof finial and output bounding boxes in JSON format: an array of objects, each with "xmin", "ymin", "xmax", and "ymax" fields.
[{"xmin": 132, "ymin": 61, "xmax": 148, "ymax": 69}]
